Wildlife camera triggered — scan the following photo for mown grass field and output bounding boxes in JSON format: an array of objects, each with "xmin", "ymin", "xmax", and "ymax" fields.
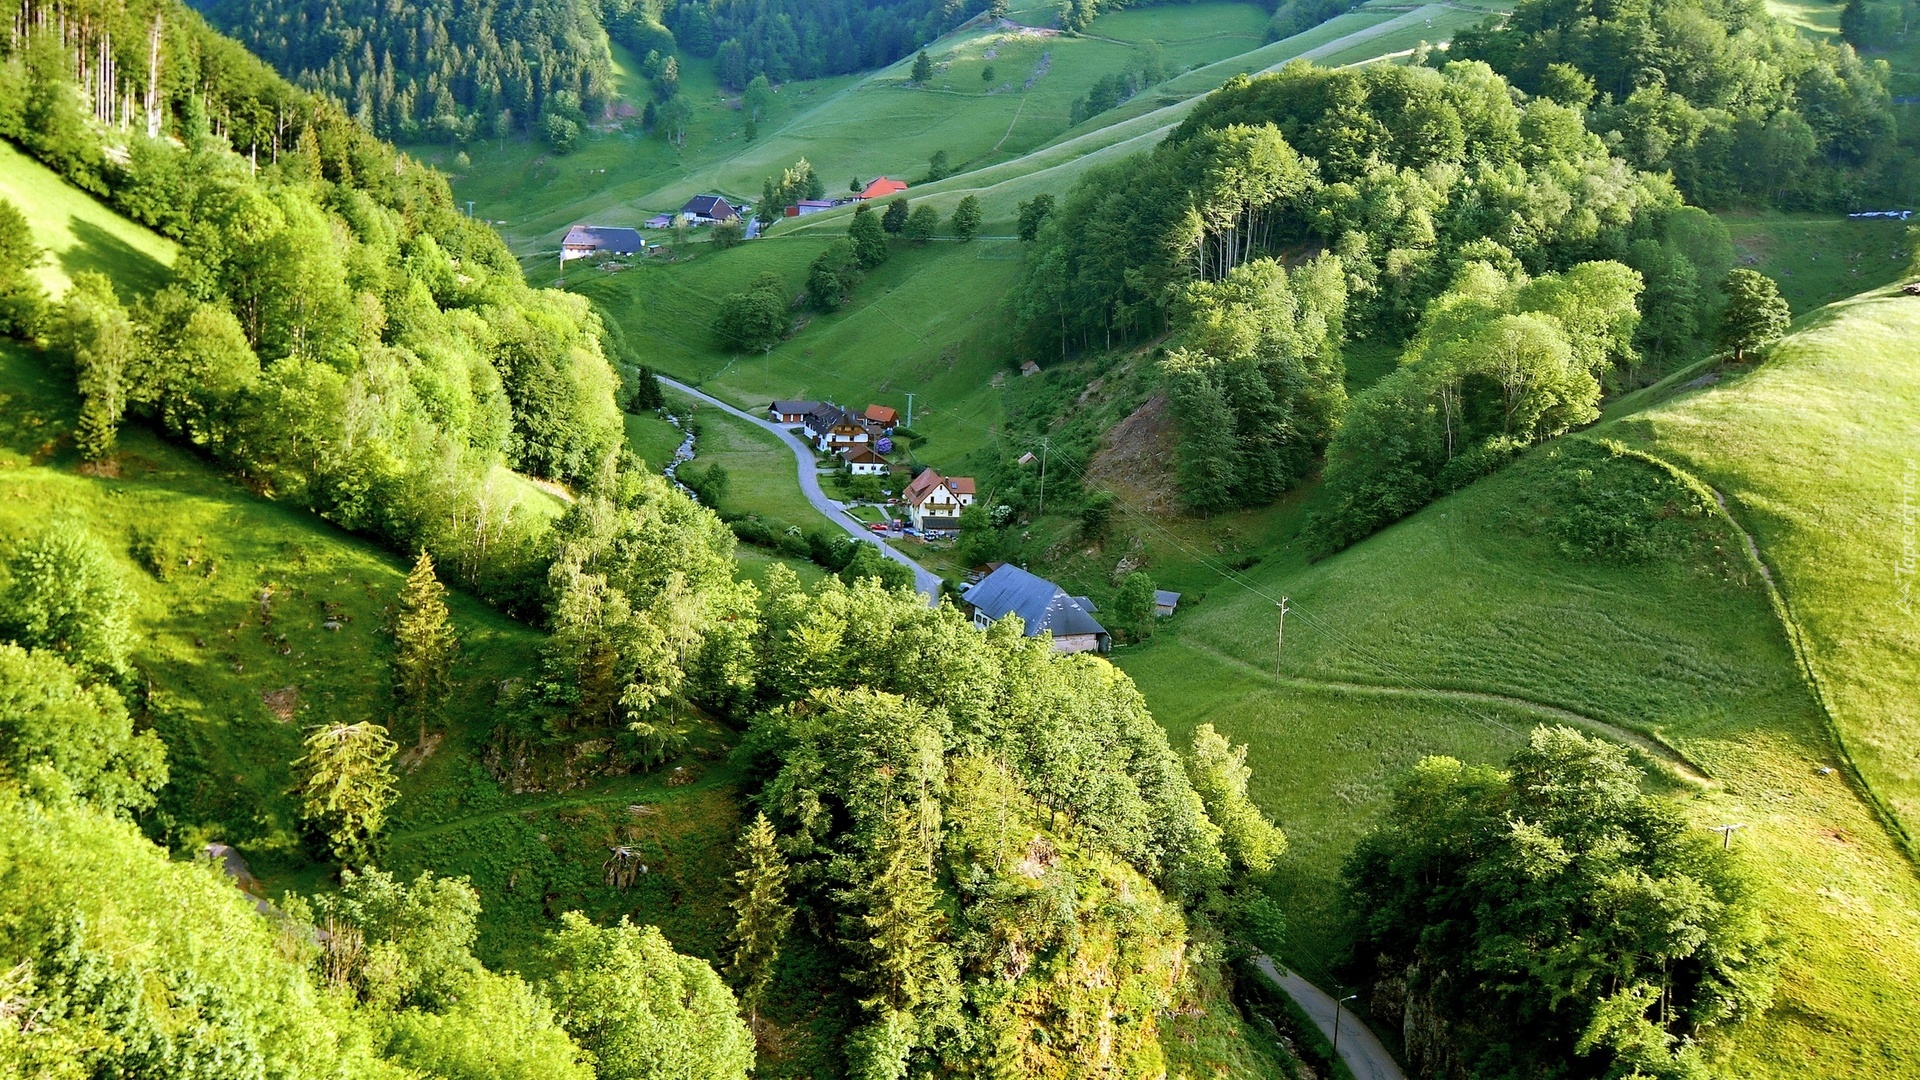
[
  {"xmin": 665, "ymin": 386, "xmax": 839, "ymax": 531},
  {"xmin": 0, "ymin": 140, "xmax": 175, "ymax": 296},
  {"xmin": 429, "ymin": 2, "xmax": 1281, "ymax": 250}
]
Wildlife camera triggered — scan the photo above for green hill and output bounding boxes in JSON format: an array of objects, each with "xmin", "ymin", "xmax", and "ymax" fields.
[
  {"xmin": 1615, "ymin": 285, "xmax": 1920, "ymax": 856},
  {"xmin": 1098, "ymin": 287, "xmax": 1920, "ymax": 1077}
]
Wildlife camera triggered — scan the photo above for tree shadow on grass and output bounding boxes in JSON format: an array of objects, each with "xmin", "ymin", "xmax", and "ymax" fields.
[
  {"xmin": 0, "ymin": 340, "xmax": 75, "ymax": 463},
  {"xmin": 58, "ymin": 213, "xmax": 172, "ymax": 297}
]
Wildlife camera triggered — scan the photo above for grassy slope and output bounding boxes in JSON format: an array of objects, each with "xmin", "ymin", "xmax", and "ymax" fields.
[
  {"xmin": 1723, "ymin": 213, "xmax": 1912, "ymax": 314},
  {"xmin": 0, "ymin": 140, "xmax": 175, "ymax": 296},
  {"xmin": 0, "ymin": 145, "xmax": 745, "ymax": 972},
  {"xmin": 666, "ymin": 386, "xmax": 840, "ymax": 531},
  {"xmin": 1106, "ymin": 295, "xmax": 1920, "ymax": 1074},
  {"xmin": 1614, "ymin": 286, "xmax": 1920, "ymax": 852}
]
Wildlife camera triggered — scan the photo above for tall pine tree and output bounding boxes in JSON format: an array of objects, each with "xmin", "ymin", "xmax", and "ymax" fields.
[
  {"xmin": 846, "ymin": 809, "xmax": 949, "ymax": 1015},
  {"xmin": 393, "ymin": 551, "xmax": 459, "ymax": 746},
  {"xmin": 726, "ymin": 812, "xmax": 794, "ymax": 1028}
]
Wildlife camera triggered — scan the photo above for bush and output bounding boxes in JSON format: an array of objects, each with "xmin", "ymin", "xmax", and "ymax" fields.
[
  {"xmin": 712, "ymin": 272, "xmax": 791, "ymax": 352},
  {"xmin": 1542, "ymin": 440, "xmax": 1714, "ymax": 562},
  {"xmin": 0, "ymin": 521, "xmax": 135, "ymax": 681}
]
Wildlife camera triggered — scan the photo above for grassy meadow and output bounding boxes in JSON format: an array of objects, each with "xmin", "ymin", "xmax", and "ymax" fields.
[
  {"xmin": 665, "ymin": 386, "xmax": 840, "ymax": 531},
  {"xmin": 1096, "ymin": 298, "xmax": 1920, "ymax": 1075},
  {"xmin": 0, "ymin": 140, "xmax": 175, "ymax": 296}
]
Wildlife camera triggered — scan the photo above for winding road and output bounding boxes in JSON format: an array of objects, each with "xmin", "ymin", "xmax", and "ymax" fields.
[
  {"xmin": 657, "ymin": 376, "xmax": 945, "ymax": 599},
  {"xmin": 1255, "ymin": 957, "xmax": 1408, "ymax": 1080}
]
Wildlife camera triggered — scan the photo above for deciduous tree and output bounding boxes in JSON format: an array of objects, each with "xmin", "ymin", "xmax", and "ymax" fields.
[
  {"xmin": 950, "ymin": 195, "xmax": 982, "ymax": 241},
  {"xmin": 1719, "ymin": 269, "xmax": 1791, "ymax": 362}
]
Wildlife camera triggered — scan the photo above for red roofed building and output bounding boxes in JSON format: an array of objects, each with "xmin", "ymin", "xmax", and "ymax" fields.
[
  {"xmin": 864, "ymin": 404, "xmax": 898, "ymax": 427},
  {"xmin": 859, "ymin": 177, "xmax": 909, "ymax": 201},
  {"xmin": 903, "ymin": 469, "xmax": 975, "ymax": 534}
]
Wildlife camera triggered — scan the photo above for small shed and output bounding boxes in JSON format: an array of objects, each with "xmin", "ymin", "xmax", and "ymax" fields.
[
  {"xmin": 1153, "ymin": 590, "xmax": 1181, "ymax": 617},
  {"xmin": 1020, "ymin": 360, "xmax": 1042, "ymax": 377},
  {"xmin": 645, "ymin": 214, "xmax": 673, "ymax": 229}
]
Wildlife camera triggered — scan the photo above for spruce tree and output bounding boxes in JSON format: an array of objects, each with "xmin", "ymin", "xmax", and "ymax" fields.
[
  {"xmin": 726, "ymin": 812, "xmax": 793, "ymax": 1027},
  {"xmin": 847, "ymin": 809, "xmax": 948, "ymax": 1014},
  {"xmin": 296, "ymin": 721, "xmax": 399, "ymax": 867},
  {"xmin": 911, "ymin": 50, "xmax": 933, "ymax": 84},
  {"xmin": 393, "ymin": 551, "xmax": 459, "ymax": 746}
]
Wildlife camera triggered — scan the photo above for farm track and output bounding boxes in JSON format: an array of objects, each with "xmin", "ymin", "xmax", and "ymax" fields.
[{"xmin": 1171, "ymin": 635, "xmax": 1717, "ymax": 785}]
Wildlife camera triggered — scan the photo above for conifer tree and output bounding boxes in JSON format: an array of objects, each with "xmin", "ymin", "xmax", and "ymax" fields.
[
  {"xmin": 847, "ymin": 809, "xmax": 949, "ymax": 1015},
  {"xmin": 726, "ymin": 812, "xmax": 793, "ymax": 1027},
  {"xmin": 911, "ymin": 50, "xmax": 933, "ymax": 84},
  {"xmin": 393, "ymin": 551, "xmax": 459, "ymax": 746},
  {"xmin": 296, "ymin": 721, "xmax": 400, "ymax": 867}
]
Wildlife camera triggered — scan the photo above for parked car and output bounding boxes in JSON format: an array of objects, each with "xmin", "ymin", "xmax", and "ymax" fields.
[{"xmin": 868, "ymin": 522, "xmax": 889, "ymax": 533}]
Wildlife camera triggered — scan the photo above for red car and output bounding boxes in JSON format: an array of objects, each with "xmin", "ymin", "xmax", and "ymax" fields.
[{"xmin": 868, "ymin": 522, "xmax": 890, "ymax": 533}]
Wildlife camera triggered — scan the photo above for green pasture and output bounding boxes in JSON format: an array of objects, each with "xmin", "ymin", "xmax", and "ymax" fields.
[
  {"xmin": 1614, "ymin": 286, "xmax": 1920, "ymax": 856},
  {"xmin": 573, "ymin": 233, "xmax": 1017, "ymax": 467},
  {"xmin": 666, "ymin": 388, "xmax": 839, "ymax": 532},
  {"xmin": 0, "ymin": 140, "xmax": 175, "ymax": 296},
  {"xmin": 1104, "ymin": 304, "xmax": 1920, "ymax": 1075},
  {"xmin": 433, "ymin": 3, "xmax": 1280, "ymax": 251},
  {"xmin": 1722, "ymin": 212, "xmax": 1913, "ymax": 314},
  {"xmin": 623, "ymin": 408, "xmax": 687, "ymax": 470}
]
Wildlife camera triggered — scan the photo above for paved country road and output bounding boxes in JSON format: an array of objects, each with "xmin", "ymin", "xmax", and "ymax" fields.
[
  {"xmin": 1254, "ymin": 956, "xmax": 1408, "ymax": 1080},
  {"xmin": 657, "ymin": 376, "xmax": 946, "ymax": 599}
]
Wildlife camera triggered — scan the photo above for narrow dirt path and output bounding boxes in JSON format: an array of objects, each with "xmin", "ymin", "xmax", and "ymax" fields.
[{"xmin": 1173, "ymin": 636, "xmax": 1717, "ymax": 786}]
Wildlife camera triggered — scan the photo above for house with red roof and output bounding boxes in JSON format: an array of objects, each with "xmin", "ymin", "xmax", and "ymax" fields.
[
  {"xmin": 902, "ymin": 469, "xmax": 975, "ymax": 534},
  {"xmin": 859, "ymin": 177, "xmax": 909, "ymax": 201}
]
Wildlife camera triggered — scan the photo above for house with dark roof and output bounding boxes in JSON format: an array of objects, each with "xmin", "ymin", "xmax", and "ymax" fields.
[
  {"xmin": 769, "ymin": 400, "xmax": 823, "ymax": 424},
  {"xmin": 859, "ymin": 177, "xmax": 909, "ymax": 201},
  {"xmin": 560, "ymin": 225, "xmax": 646, "ymax": 262},
  {"xmin": 963, "ymin": 564, "xmax": 1110, "ymax": 654},
  {"xmin": 902, "ymin": 469, "xmax": 974, "ymax": 533},
  {"xmin": 680, "ymin": 194, "xmax": 740, "ymax": 224},
  {"xmin": 786, "ymin": 199, "xmax": 836, "ymax": 217},
  {"xmin": 805, "ymin": 404, "xmax": 871, "ymax": 453},
  {"xmin": 1154, "ymin": 590, "xmax": 1181, "ymax": 617}
]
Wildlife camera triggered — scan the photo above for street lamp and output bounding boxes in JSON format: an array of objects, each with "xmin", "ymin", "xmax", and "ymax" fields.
[{"xmin": 1332, "ymin": 993, "xmax": 1358, "ymax": 1060}]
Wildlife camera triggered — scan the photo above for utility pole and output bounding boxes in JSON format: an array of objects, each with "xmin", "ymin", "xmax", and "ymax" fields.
[
  {"xmin": 1332, "ymin": 994, "xmax": 1357, "ymax": 1061},
  {"xmin": 1037, "ymin": 438, "xmax": 1050, "ymax": 516},
  {"xmin": 1275, "ymin": 596, "xmax": 1289, "ymax": 676},
  {"xmin": 1711, "ymin": 824, "xmax": 1746, "ymax": 850},
  {"xmin": 465, "ymin": 200, "xmax": 475, "ymax": 217},
  {"xmin": 905, "ymin": 392, "xmax": 914, "ymax": 429}
]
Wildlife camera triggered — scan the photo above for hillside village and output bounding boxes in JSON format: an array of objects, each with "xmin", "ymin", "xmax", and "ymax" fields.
[{"xmin": 2, "ymin": 0, "xmax": 1919, "ymax": 1078}]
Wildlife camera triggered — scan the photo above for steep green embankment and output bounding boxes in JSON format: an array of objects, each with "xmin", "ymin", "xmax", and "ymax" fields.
[{"xmin": 1111, "ymin": 288, "xmax": 1920, "ymax": 1077}]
